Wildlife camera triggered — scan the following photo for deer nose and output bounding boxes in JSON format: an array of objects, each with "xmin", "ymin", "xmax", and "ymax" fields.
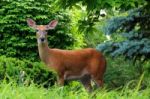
[{"xmin": 40, "ymin": 38, "xmax": 45, "ymax": 42}]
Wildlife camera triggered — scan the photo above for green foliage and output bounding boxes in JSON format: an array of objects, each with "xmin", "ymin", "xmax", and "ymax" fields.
[
  {"xmin": 0, "ymin": 56, "xmax": 57, "ymax": 87},
  {"xmin": 0, "ymin": 56, "xmax": 150, "ymax": 99},
  {"xmin": 97, "ymin": 4, "xmax": 150, "ymax": 63},
  {"xmin": 0, "ymin": 0, "xmax": 83, "ymax": 61},
  {"xmin": 1, "ymin": 55, "xmax": 149, "ymax": 90},
  {"xmin": 0, "ymin": 79, "xmax": 150, "ymax": 99},
  {"xmin": 56, "ymin": 0, "xmax": 145, "ymax": 11},
  {"xmin": 104, "ymin": 57, "xmax": 141, "ymax": 88},
  {"xmin": 55, "ymin": 0, "xmax": 146, "ymax": 40}
]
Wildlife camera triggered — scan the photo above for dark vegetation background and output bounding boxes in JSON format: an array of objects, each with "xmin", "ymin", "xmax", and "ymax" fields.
[{"xmin": 0, "ymin": 0, "xmax": 150, "ymax": 89}]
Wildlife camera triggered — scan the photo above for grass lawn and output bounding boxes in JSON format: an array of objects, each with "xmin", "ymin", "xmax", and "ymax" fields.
[{"xmin": 0, "ymin": 80, "xmax": 150, "ymax": 99}]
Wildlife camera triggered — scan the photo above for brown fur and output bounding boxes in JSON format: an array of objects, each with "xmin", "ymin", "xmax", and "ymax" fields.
[{"xmin": 27, "ymin": 18, "xmax": 107, "ymax": 91}]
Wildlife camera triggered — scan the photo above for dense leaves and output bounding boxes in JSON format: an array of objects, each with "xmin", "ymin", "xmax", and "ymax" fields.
[
  {"xmin": 56, "ymin": 0, "xmax": 145, "ymax": 11},
  {"xmin": 97, "ymin": 3, "xmax": 150, "ymax": 63},
  {"xmin": 0, "ymin": 56, "xmax": 57, "ymax": 87},
  {"xmin": 0, "ymin": 0, "xmax": 82, "ymax": 61},
  {"xmin": 55, "ymin": 0, "xmax": 146, "ymax": 35},
  {"xmin": 57, "ymin": 0, "xmax": 150, "ymax": 63}
]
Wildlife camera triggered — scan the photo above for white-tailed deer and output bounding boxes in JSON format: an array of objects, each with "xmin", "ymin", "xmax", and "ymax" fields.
[{"xmin": 27, "ymin": 18, "xmax": 106, "ymax": 91}]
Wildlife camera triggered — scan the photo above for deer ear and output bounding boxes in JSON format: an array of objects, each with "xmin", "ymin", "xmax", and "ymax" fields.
[
  {"xmin": 27, "ymin": 18, "xmax": 36, "ymax": 28},
  {"xmin": 46, "ymin": 20, "xmax": 58, "ymax": 30}
]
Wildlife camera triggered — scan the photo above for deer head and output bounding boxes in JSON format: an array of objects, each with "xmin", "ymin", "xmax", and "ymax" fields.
[{"xmin": 27, "ymin": 18, "xmax": 58, "ymax": 44}]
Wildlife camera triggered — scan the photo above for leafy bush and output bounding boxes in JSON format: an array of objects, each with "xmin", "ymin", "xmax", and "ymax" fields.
[
  {"xmin": 0, "ymin": 56, "xmax": 57, "ymax": 87},
  {"xmin": 104, "ymin": 57, "xmax": 139, "ymax": 88},
  {"xmin": 104, "ymin": 56, "xmax": 150, "ymax": 89},
  {"xmin": 1, "ymin": 55, "xmax": 150, "ymax": 89},
  {"xmin": 0, "ymin": 0, "xmax": 83, "ymax": 61},
  {"xmin": 97, "ymin": 6, "xmax": 150, "ymax": 63}
]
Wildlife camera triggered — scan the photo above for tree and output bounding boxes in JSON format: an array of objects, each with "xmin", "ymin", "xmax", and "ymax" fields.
[
  {"xmin": 53, "ymin": 0, "xmax": 150, "ymax": 87},
  {"xmin": 56, "ymin": 0, "xmax": 149, "ymax": 62},
  {"xmin": 55, "ymin": 0, "xmax": 145, "ymax": 34},
  {"xmin": 97, "ymin": 2, "xmax": 150, "ymax": 63}
]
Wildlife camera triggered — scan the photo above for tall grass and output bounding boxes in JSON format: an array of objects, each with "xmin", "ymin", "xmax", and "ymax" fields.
[
  {"xmin": 0, "ymin": 74, "xmax": 150, "ymax": 99},
  {"xmin": 0, "ymin": 56, "xmax": 149, "ymax": 99}
]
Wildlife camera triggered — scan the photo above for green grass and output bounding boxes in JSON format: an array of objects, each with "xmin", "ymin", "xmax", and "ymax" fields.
[
  {"xmin": 1, "ymin": 56, "xmax": 150, "ymax": 99},
  {"xmin": 0, "ymin": 80, "xmax": 150, "ymax": 99}
]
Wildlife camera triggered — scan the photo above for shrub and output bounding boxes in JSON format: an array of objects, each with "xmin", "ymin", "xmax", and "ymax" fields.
[
  {"xmin": 104, "ymin": 57, "xmax": 143, "ymax": 89},
  {"xmin": 0, "ymin": 0, "xmax": 83, "ymax": 61},
  {"xmin": 0, "ymin": 56, "xmax": 57, "ymax": 87}
]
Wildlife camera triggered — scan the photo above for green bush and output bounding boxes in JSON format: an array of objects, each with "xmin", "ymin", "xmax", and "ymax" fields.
[
  {"xmin": 1, "ymin": 55, "xmax": 150, "ymax": 89},
  {"xmin": 97, "ymin": 6, "xmax": 150, "ymax": 63},
  {"xmin": 0, "ymin": 0, "xmax": 83, "ymax": 61},
  {"xmin": 0, "ymin": 56, "xmax": 57, "ymax": 87},
  {"xmin": 104, "ymin": 57, "xmax": 147, "ymax": 89}
]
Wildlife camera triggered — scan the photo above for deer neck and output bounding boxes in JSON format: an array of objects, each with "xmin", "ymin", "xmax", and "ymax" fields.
[{"xmin": 38, "ymin": 42, "xmax": 50, "ymax": 64}]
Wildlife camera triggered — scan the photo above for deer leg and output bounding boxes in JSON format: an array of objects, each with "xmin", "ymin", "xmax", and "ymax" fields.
[
  {"xmin": 58, "ymin": 77, "xmax": 64, "ymax": 86},
  {"xmin": 63, "ymin": 71, "xmax": 72, "ymax": 85},
  {"xmin": 94, "ymin": 79, "xmax": 104, "ymax": 88},
  {"xmin": 92, "ymin": 75, "xmax": 104, "ymax": 89},
  {"xmin": 57, "ymin": 72, "xmax": 65, "ymax": 86},
  {"xmin": 80, "ymin": 75, "xmax": 92, "ymax": 92},
  {"xmin": 91, "ymin": 66, "xmax": 105, "ymax": 89}
]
